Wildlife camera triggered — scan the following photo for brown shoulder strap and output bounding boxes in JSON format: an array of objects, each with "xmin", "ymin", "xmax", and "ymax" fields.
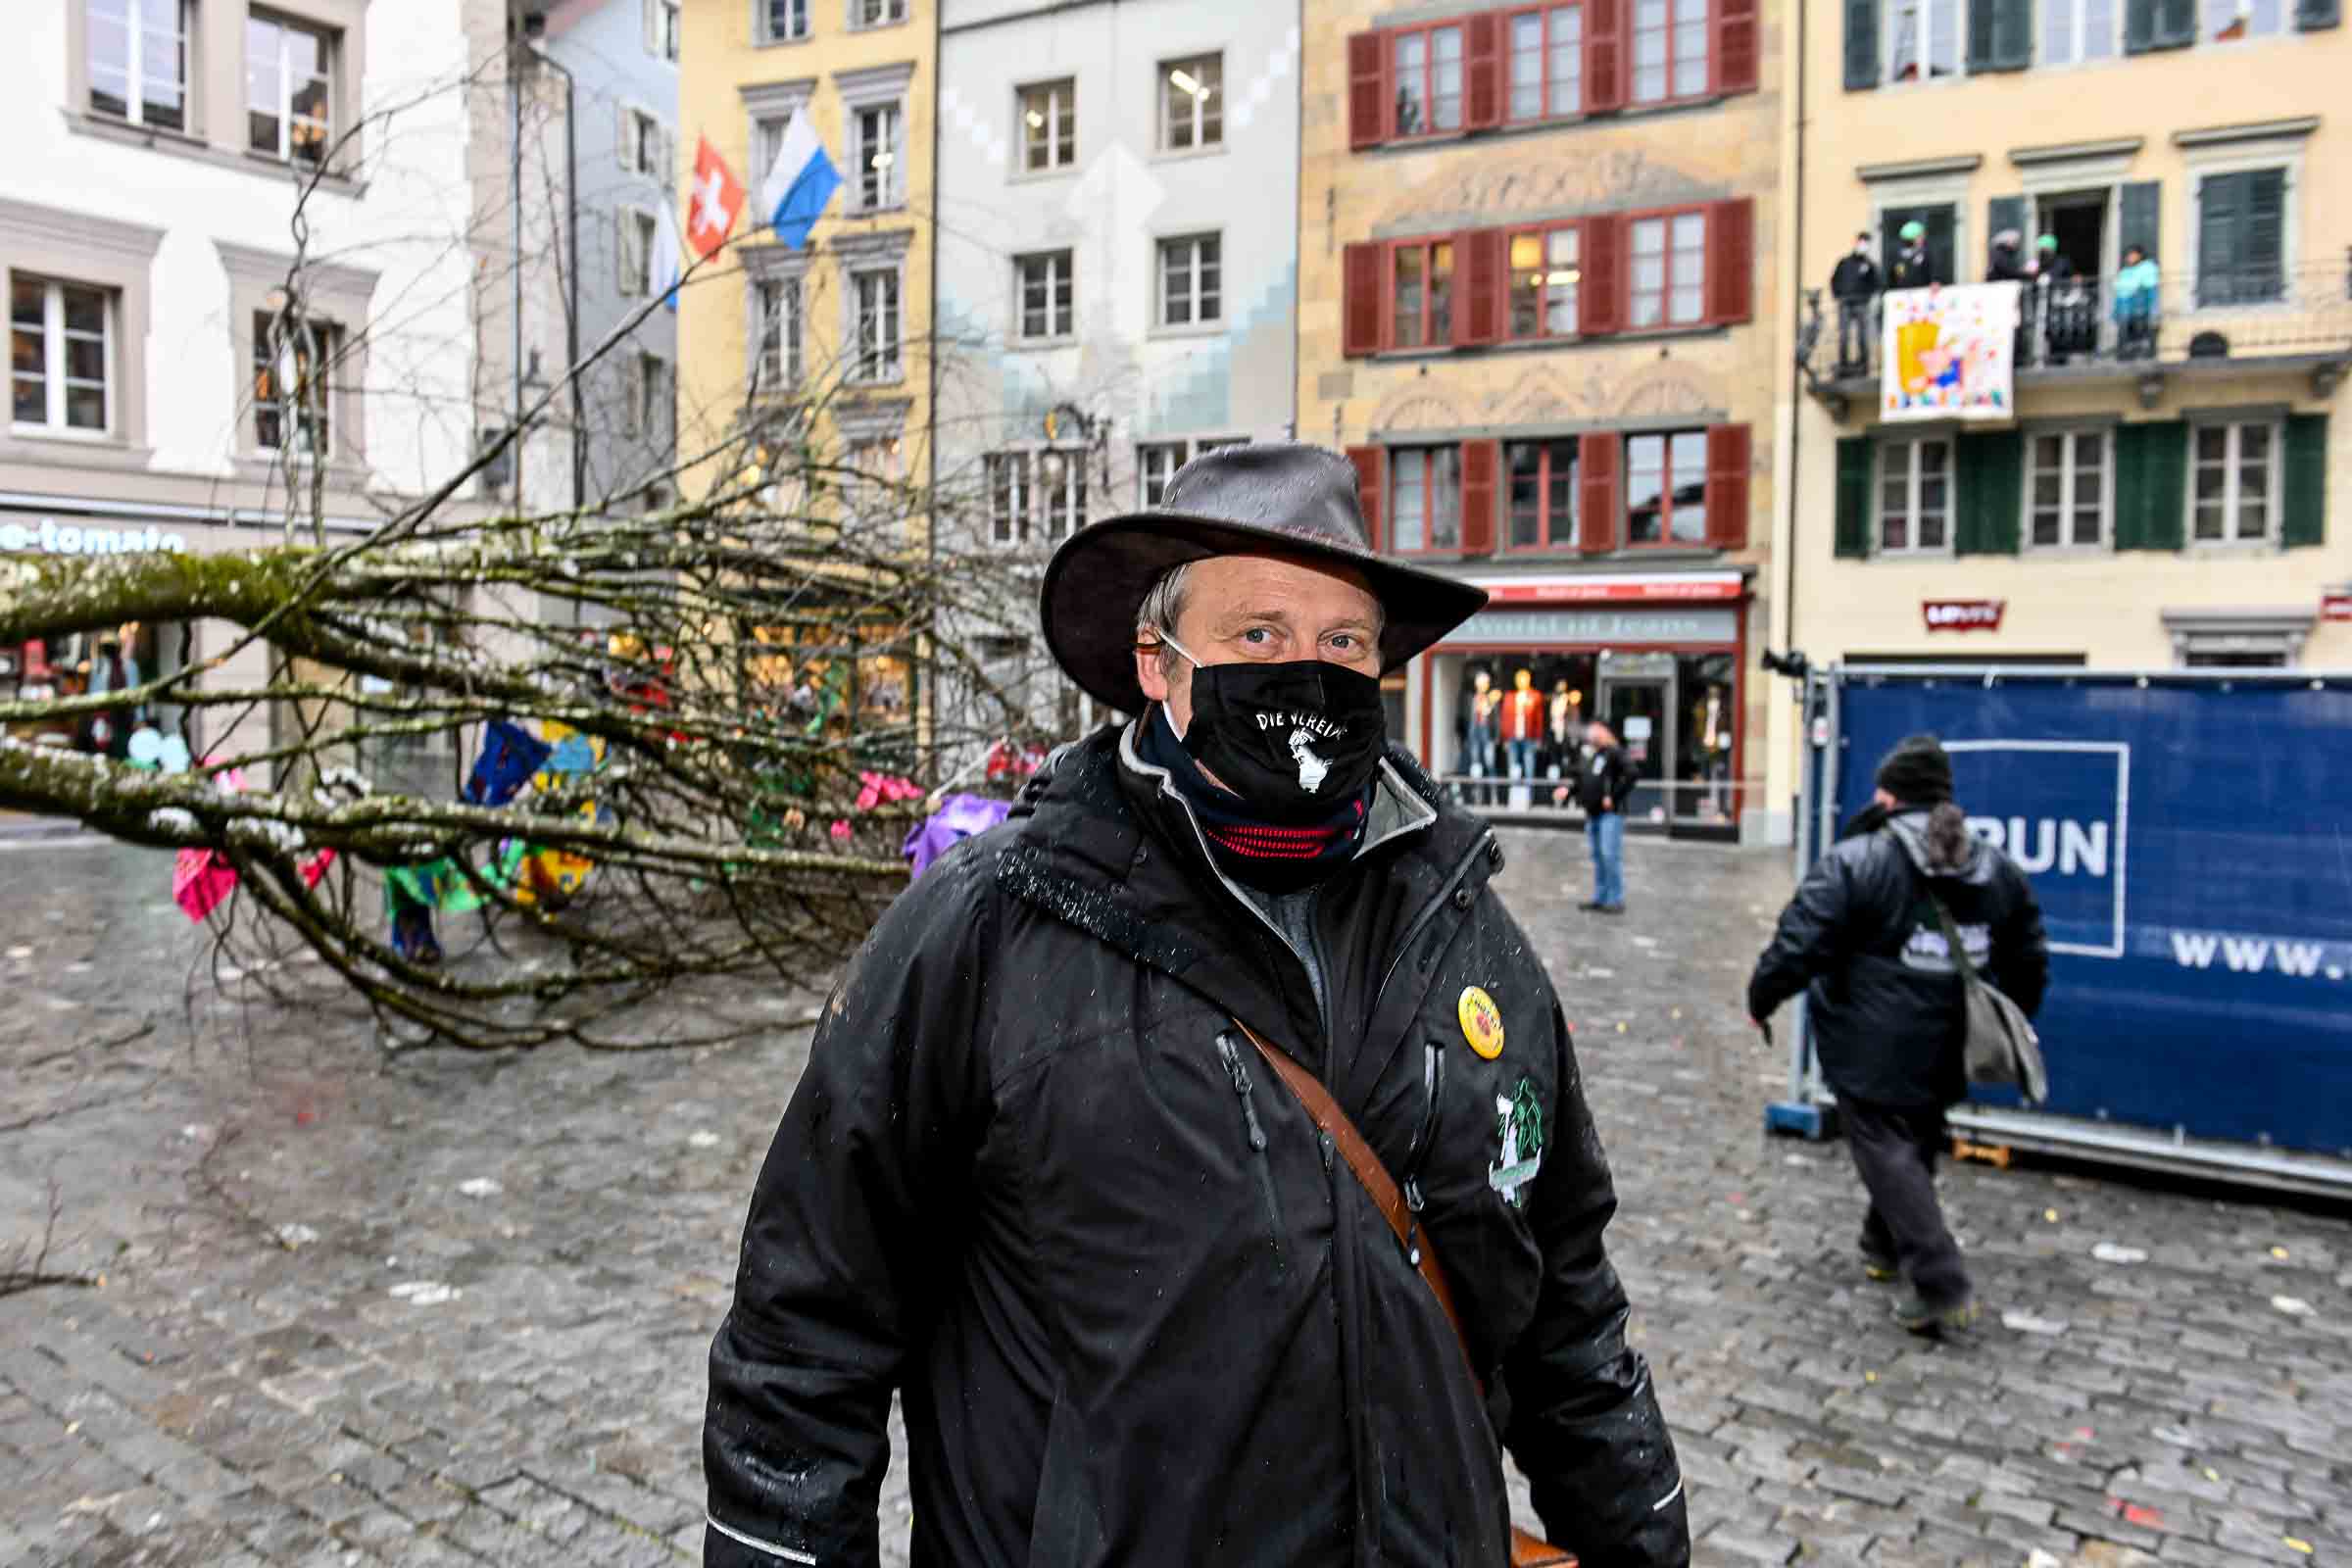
[{"xmin": 1234, "ymin": 1021, "xmax": 1578, "ymax": 1568}]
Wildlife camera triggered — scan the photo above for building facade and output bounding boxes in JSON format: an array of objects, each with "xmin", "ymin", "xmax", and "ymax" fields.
[
  {"xmin": 930, "ymin": 0, "xmax": 1302, "ymax": 732},
  {"xmin": 1781, "ymin": 0, "xmax": 2350, "ymax": 703},
  {"xmin": 1300, "ymin": 0, "xmax": 1788, "ymax": 842}
]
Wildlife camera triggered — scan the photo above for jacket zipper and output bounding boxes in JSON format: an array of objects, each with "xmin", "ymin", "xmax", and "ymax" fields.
[
  {"xmin": 1396, "ymin": 1040, "xmax": 1446, "ymax": 1265},
  {"xmin": 1216, "ymin": 1032, "xmax": 1285, "ymax": 1262}
]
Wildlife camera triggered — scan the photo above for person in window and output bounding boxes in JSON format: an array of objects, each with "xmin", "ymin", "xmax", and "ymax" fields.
[
  {"xmin": 1461, "ymin": 666, "xmax": 1499, "ymax": 806},
  {"xmin": 1744, "ymin": 735, "xmax": 2048, "ymax": 1336},
  {"xmin": 2112, "ymin": 244, "xmax": 2160, "ymax": 361},
  {"xmin": 2035, "ymin": 234, "xmax": 2091, "ymax": 365},
  {"xmin": 1830, "ymin": 231, "xmax": 1882, "ymax": 373},
  {"xmin": 1500, "ymin": 667, "xmax": 1544, "ymax": 802},
  {"xmin": 1886, "ymin": 220, "xmax": 1936, "ymax": 291}
]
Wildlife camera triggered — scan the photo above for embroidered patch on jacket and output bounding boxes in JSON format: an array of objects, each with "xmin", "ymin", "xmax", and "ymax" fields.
[
  {"xmin": 1489, "ymin": 1080, "xmax": 1544, "ymax": 1207},
  {"xmin": 1457, "ymin": 985, "xmax": 1505, "ymax": 1060}
]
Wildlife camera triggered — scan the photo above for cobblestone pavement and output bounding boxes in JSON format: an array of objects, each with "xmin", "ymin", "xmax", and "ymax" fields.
[{"xmin": 2, "ymin": 827, "xmax": 2347, "ymax": 1567}]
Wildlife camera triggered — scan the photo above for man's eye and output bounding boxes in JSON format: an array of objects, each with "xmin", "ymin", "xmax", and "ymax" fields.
[
  {"xmin": 1328, "ymin": 634, "xmax": 1359, "ymax": 652},
  {"xmin": 1242, "ymin": 628, "xmax": 1273, "ymax": 645}
]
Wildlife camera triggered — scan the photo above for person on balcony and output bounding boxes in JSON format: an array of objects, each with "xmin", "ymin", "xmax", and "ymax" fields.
[
  {"xmin": 2036, "ymin": 234, "xmax": 2092, "ymax": 366},
  {"xmin": 1987, "ymin": 229, "xmax": 2032, "ymax": 369},
  {"xmin": 2113, "ymin": 245, "xmax": 2160, "ymax": 361},
  {"xmin": 1830, "ymin": 230, "xmax": 1882, "ymax": 373},
  {"xmin": 1886, "ymin": 220, "xmax": 1936, "ymax": 291}
]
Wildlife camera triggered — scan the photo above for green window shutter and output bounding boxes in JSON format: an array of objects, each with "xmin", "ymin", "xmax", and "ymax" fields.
[
  {"xmin": 2112, "ymin": 425, "xmax": 2146, "ymax": 549},
  {"xmin": 1836, "ymin": 437, "xmax": 1874, "ymax": 557},
  {"xmin": 1987, "ymin": 194, "xmax": 2027, "ymax": 258},
  {"xmin": 1845, "ymin": 0, "xmax": 1882, "ymax": 87},
  {"xmin": 2113, "ymin": 422, "xmax": 2188, "ymax": 550},
  {"xmin": 2119, "ymin": 182, "xmax": 2161, "ymax": 262},
  {"xmin": 1979, "ymin": 431, "xmax": 2024, "ymax": 554},
  {"xmin": 2243, "ymin": 170, "xmax": 2286, "ymax": 302},
  {"xmin": 1994, "ymin": 0, "xmax": 2034, "ymax": 67},
  {"xmin": 2297, "ymin": 0, "xmax": 2341, "ymax": 30},
  {"xmin": 2125, "ymin": 0, "xmax": 2158, "ymax": 50},
  {"xmin": 2197, "ymin": 173, "xmax": 2244, "ymax": 307},
  {"xmin": 2283, "ymin": 415, "xmax": 2328, "ymax": 547},
  {"xmin": 1967, "ymin": 0, "xmax": 1999, "ymax": 68},
  {"xmin": 2154, "ymin": 0, "xmax": 2198, "ymax": 43}
]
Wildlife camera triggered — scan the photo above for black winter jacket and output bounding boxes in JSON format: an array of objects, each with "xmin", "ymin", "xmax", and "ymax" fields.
[
  {"xmin": 1745, "ymin": 809, "xmax": 2049, "ymax": 1109},
  {"xmin": 1830, "ymin": 253, "xmax": 1881, "ymax": 301},
  {"xmin": 1575, "ymin": 745, "xmax": 1641, "ymax": 817},
  {"xmin": 706, "ymin": 722, "xmax": 1688, "ymax": 1568}
]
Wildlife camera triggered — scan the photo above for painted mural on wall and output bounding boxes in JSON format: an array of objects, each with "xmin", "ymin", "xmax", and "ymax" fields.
[
  {"xmin": 1371, "ymin": 146, "xmax": 1733, "ymax": 231},
  {"xmin": 1367, "ymin": 360, "xmax": 1717, "ymax": 433},
  {"xmin": 1881, "ymin": 283, "xmax": 2019, "ymax": 422}
]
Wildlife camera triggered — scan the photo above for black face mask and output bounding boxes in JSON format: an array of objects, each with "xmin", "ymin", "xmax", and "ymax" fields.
[{"xmin": 1160, "ymin": 633, "xmax": 1389, "ymax": 824}]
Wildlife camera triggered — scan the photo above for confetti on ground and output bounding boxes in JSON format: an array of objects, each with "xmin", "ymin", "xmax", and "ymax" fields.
[
  {"xmin": 457, "ymin": 1178, "xmax": 502, "ymax": 1199},
  {"xmin": 2271, "ymin": 1296, "xmax": 2314, "ymax": 1316},
  {"xmin": 2284, "ymin": 1540, "xmax": 2314, "ymax": 1556},
  {"xmin": 1615, "ymin": 1021, "xmax": 1627, "ymax": 1033},
  {"xmin": 2203, "ymin": 1468, "xmax": 2222, "ymax": 1483},
  {"xmin": 5, "ymin": 946, "xmax": 31, "ymax": 959},
  {"xmin": 688, "ymin": 1130, "xmax": 722, "ymax": 1149},
  {"xmin": 2044, "ymin": 1208, "xmax": 2060, "ymax": 1222},
  {"xmin": 2091, "ymin": 1243, "xmax": 2147, "ymax": 1264},
  {"xmin": 2001, "ymin": 1311, "xmax": 2069, "ymax": 1336},
  {"xmin": 389, "ymin": 1281, "xmax": 460, "ymax": 1305},
  {"xmin": 2271, "ymin": 1246, "xmax": 2290, "ymax": 1259},
  {"xmin": 2121, "ymin": 1503, "xmax": 2165, "ymax": 1528},
  {"xmin": 273, "ymin": 1223, "xmax": 318, "ymax": 1250},
  {"xmin": 1864, "ymin": 1370, "xmax": 1878, "ymax": 1384}
]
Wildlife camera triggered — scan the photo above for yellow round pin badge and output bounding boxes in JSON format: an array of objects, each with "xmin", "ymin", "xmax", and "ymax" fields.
[{"xmin": 1458, "ymin": 986, "xmax": 1505, "ymax": 1059}]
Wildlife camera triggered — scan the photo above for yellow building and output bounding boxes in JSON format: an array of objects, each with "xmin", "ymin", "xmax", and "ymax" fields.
[
  {"xmin": 1779, "ymin": 0, "xmax": 2351, "ymax": 724},
  {"xmin": 1299, "ymin": 0, "xmax": 1788, "ymax": 842},
  {"xmin": 676, "ymin": 0, "xmax": 937, "ymax": 744}
]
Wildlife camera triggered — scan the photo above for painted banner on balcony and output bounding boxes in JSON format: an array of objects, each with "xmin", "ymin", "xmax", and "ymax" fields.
[{"xmin": 1881, "ymin": 282, "xmax": 2021, "ymax": 422}]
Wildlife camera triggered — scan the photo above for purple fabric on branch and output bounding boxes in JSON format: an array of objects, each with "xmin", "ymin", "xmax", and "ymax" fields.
[{"xmin": 903, "ymin": 793, "xmax": 1013, "ymax": 878}]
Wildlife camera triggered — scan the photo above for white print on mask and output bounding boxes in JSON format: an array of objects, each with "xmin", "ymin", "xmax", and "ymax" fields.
[
  {"xmin": 1253, "ymin": 710, "xmax": 1345, "ymax": 741},
  {"xmin": 1289, "ymin": 729, "xmax": 1332, "ymax": 793}
]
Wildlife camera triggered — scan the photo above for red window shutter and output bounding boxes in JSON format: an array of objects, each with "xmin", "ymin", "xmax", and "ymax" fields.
[
  {"xmin": 1465, "ymin": 13, "xmax": 1504, "ymax": 129},
  {"xmin": 1343, "ymin": 242, "xmax": 1384, "ymax": 357},
  {"xmin": 1456, "ymin": 228, "xmax": 1505, "ymax": 346},
  {"xmin": 1705, "ymin": 423, "xmax": 1751, "ymax": 550},
  {"xmin": 1348, "ymin": 32, "xmax": 1388, "ymax": 149},
  {"xmin": 1460, "ymin": 439, "xmax": 1500, "ymax": 554},
  {"xmin": 1579, "ymin": 432, "xmax": 1620, "ymax": 554},
  {"xmin": 1715, "ymin": 0, "xmax": 1759, "ymax": 93},
  {"xmin": 1585, "ymin": 0, "xmax": 1627, "ymax": 113},
  {"xmin": 1580, "ymin": 214, "xmax": 1624, "ymax": 336},
  {"xmin": 1707, "ymin": 198, "xmax": 1754, "ymax": 324},
  {"xmin": 1348, "ymin": 445, "xmax": 1386, "ymax": 550}
]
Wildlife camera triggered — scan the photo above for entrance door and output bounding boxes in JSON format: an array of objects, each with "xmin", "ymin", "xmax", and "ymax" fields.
[{"xmin": 1600, "ymin": 677, "xmax": 1671, "ymax": 822}]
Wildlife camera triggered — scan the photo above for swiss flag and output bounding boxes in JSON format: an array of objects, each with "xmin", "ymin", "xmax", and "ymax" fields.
[{"xmin": 684, "ymin": 135, "xmax": 746, "ymax": 260}]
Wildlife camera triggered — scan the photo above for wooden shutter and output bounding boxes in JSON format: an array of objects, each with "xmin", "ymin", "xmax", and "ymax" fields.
[
  {"xmin": 1586, "ymin": 0, "xmax": 1627, "ymax": 112},
  {"xmin": 2283, "ymin": 415, "xmax": 2328, "ymax": 547},
  {"xmin": 1716, "ymin": 0, "xmax": 1760, "ymax": 91},
  {"xmin": 2244, "ymin": 169, "xmax": 2286, "ymax": 301},
  {"xmin": 2119, "ymin": 182, "xmax": 2160, "ymax": 261},
  {"xmin": 1457, "ymin": 229, "xmax": 1506, "ymax": 346},
  {"xmin": 617, "ymin": 104, "xmax": 634, "ymax": 170},
  {"xmin": 1834, "ymin": 437, "xmax": 1873, "ymax": 557},
  {"xmin": 1578, "ymin": 432, "xmax": 1620, "ymax": 554},
  {"xmin": 1967, "ymin": 0, "xmax": 1998, "ymax": 69},
  {"xmin": 1845, "ymin": 0, "xmax": 1882, "ymax": 86},
  {"xmin": 1465, "ymin": 13, "xmax": 1505, "ymax": 128},
  {"xmin": 1994, "ymin": 0, "xmax": 2034, "ymax": 66},
  {"xmin": 2196, "ymin": 173, "xmax": 2241, "ymax": 307},
  {"xmin": 2125, "ymin": 0, "xmax": 2158, "ymax": 49},
  {"xmin": 1704, "ymin": 424, "xmax": 1750, "ymax": 550},
  {"xmin": 2297, "ymin": 0, "xmax": 2342, "ymax": 28},
  {"xmin": 1986, "ymin": 193, "xmax": 2026, "ymax": 263},
  {"xmin": 1707, "ymin": 199, "xmax": 1754, "ymax": 324},
  {"xmin": 1348, "ymin": 445, "xmax": 1387, "ymax": 549},
  {"xmin": 1343, "ymin": 242, "xmax": 1384, "ymax": 357},
  {"xmin": 2114, "ymin": 422, "xmax": 2188, "ymax": 550},
  {"xmin": 1461, "ymin": 440, "xmax": 1500, "ymax": 554},
  {"xmin": 1579, "ymin": 214, "xmax": 1624, "ymax": 336},
  {"xmin": 1348, "ymin": 32, "xmax": 1388, "ymax": 149},
  {"xmin": 1956, "ymin": 430, "xmax": 2023, "ymax": 555},
  {"xmin": 2155, "ymin": 0, "xmax": 2199, "ymax": 43}
]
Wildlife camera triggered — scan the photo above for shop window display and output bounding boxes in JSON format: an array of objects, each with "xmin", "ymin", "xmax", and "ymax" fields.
[
  {"xmin": 1445, "ymin": 653, "xmax": 1596, "ymax": 808},
  {"xmin": 1, "ymin": 619, "xmax": 179, "ymax": 759}
]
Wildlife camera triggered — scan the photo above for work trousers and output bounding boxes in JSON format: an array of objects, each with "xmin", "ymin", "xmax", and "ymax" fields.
[{"xmin": 1843, "ymin": 1096, "xmax": 1972, "ymax": 1307}]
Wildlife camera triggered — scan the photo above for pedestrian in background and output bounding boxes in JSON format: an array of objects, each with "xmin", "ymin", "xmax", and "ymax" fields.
[
  {"xmin": 1744, "ymin": 735, "xmax": 2049, "ymax": 1335},
  {"xmin": 1577, "ymin": 719, "xmax": 1638, "ymax": 913}
]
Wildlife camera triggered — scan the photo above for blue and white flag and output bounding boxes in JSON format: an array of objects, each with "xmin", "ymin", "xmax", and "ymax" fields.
[
  {"xmin": 759, "ymin": 107, "xmax": 841, "ymax": 251},
  {"xmin": 652, "ymin": 198, "xmax": 686, "ymax": 313}
]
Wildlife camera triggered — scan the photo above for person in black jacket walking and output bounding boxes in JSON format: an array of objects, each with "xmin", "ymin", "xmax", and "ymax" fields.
[
  {"xmin": 703, "ymin": 444, "xmax": 1689, "ymax": 1568},
  {"xmin": 1744, "ymin": 735, "xmax": 2048, "ymax": 1335},
  {"xmin": 1576, "ymin": 720, "xmax": 1640, "ymax": 913}
]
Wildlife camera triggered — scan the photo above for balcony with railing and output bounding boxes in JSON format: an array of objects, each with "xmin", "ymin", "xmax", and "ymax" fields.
[{"xmin": 1797, "ymin": 256, "xmax": 2352, "ymax": 418}]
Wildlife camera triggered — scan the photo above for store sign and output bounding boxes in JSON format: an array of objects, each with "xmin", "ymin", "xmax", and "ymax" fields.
[
  {"xmin": 1453, "ymin": 609, "xmax": 1739, "ymax": 646},
  {"xmin": 1481, "ymin": 576, "xmax": 1743, "ymax": 606},
  {"xmin": 0, "ymin": 517, "xmax": 189, "ymax": 556},
  {"xmin": 1923, "ymin": 599, "xmax": 2005, "ymax": 633},
  {"xmin": 2323, "ymin": 590, "xmax": 2352, "ymax": 622}
]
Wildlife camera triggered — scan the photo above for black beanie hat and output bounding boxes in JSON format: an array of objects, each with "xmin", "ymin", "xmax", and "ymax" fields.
[{"xmin": 1875, "ymin": 733, "xmax": 1954, "ymax": 806}]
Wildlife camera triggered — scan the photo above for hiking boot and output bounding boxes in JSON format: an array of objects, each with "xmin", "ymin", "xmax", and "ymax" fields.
[
  {"xmin": 1892, "ymin": 1291, "xmax": 1979, "ymax": 1336},
  {"xmin": 1578, "ymin": 900, "xmax": 1605, "ymax": 911},
  {"xmin": 1859, "ymin": 1242, "xmax": 1899, "ymax": 1284}
]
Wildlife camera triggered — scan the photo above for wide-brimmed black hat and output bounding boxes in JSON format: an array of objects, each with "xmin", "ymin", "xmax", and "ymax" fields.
[{"xmin": 1040, "ymin": 442, "xmax": 1490, "ymax": 714}]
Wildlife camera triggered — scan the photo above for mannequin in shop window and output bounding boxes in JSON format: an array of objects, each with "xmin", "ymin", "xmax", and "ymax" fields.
[
  {"xmin": 1500, "ymin": 667, "xmax": 1544, "ymax": 805},
  {"xmin": 1546, "ymin": 679, "xmax": 1582, "ymax": 804},
  {"xmin": 1461, "ymin": 667, "xmax": 1499, "ymax": 805},
  {"xmin": 81, "ymin": 626, "xmax": 144, "ymax": 760}
]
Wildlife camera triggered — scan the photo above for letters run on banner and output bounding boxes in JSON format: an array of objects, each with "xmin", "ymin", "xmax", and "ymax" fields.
[{"xmin": 1881, "ymin": 282, "xmax": 2020, "ymax": 422}]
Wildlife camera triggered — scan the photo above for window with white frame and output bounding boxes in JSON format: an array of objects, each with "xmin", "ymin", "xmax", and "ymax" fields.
[
  {"xmin": 1021, "ymin": 80, "xmax": 1075, "ymax": 172},
  {"xmin": 2191, "ymin": 420, "xmax": 2278, "ymax": 543},
  {"xmin": 1391, "ymin": 24, "xmax": 1464, "ymax": 135},
  {"xmin": 1390, "ymin": 446, "xmax": 1463, "ymax": 552},
  {"xmin": 1160, "ymin": 55, "xmax": 1222, "ymax": 151},
  {"xmin": 2040, "ymin": 0, "xmax": 2118, "ymax": 63},
  {"xmin": 1158, "ymin": 234, "xmax": 1222, "ymax": 328},
  {"xmin": 852, "ymin": 266, "xmax": 902, "ymax": 381},
  {"xmin": 2201, "ymin": 0, "xmax": 2282, "ymax": 41},
  {"xmin": 757, "ymin": 277, "xmax": 802, "ymax": 389},
  {"xmin": 252, "ymin": 310, "xmax": 337, "ymax": 456},
  {"xmin": 988, "ymin": 451, "xmax": 1031, "ymax": 545},
  {"xmin": 1883, "ymin": 0, "xmax": 1961, "ymax": 82},
  {"xmin": 1508, "ymin": 226, "xmax": 1580, "ymax": 337},
  {"xmin": 1136, "ymin": 437, "xmax": 1246, "ymax": 506},
  {"xmin": 1625, "ymin": 430, "xmax": 1708, "ymax": 545},
  {"xmin": 1508, "ymin": 4, "xmax": 1585, "ymax": 119},
  {"xmin": 1631, "ymin": 0, "xmax": 1709, "ymax": 103},
  {"xmin": 854, "ymin": 102, "xmax": 904, "ymax": 210},
  {"xmin": 10, "ymin": 277, "xmax": 112, "ymax": 434},
  {"xmin": 635, "ymin": 354, "xmax": 667, "ymax": 441},
  {"xmin": 88, "ymin": 0, "xmax": 190, "ymax": 131},
  {"xmin": 645, "ymin": 0, "xmax": 681, "ymax": 60},
  {"xmin": 618, "ymin": 210, "xmax": 657, "ymax": 296},
  {"xmin": 760, "ymin": 0, "xmax": 810, "ymax": 42},
  {"xmin": 1878, "ymin": 436, "xmax": 1951, "ymax": 552},
  {"xmin": 246, "ymin": 14, "xmax": 334, "ymax": 167},
  {"xmin": 852, "ymin": 0, "xmax": 908, "ymax": 27},
  {"xmin": 1039, "ymin": 449, "xmax": 1087, "ymax": 540},
  {"xmin": 987, "ymin": 449, "xmax": 1087, "ymax": 545},
  {"xmin": 2027, "ymin": 429, "xmax": 2108, "ymax": 548},
  {"xmin": 1629, "ymin": 212, "xmax": 1705, "ymax": 328},
  {"xmin": 1017, "ymin": 251, "xmax": 1074, "ymax": 340}
]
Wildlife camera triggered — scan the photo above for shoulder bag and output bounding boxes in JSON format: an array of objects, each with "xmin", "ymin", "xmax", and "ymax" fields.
[
  {"xmin": 1880, "ymin": 827, "xmax": 2049, "ymax": 1104},
  {"xmin": 1233, "ymin": 1021, "xmax": 1576, "ymax": 1568}
]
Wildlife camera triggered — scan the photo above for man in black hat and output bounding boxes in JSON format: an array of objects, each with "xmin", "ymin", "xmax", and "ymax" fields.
[
  {"xmin": 1744, "ymin": 734, "xmax": 2049, "ymax": 1335},
  {"xmin": 705, "ymin": 443, "xmax": 1689, "ymax": 1568}
]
